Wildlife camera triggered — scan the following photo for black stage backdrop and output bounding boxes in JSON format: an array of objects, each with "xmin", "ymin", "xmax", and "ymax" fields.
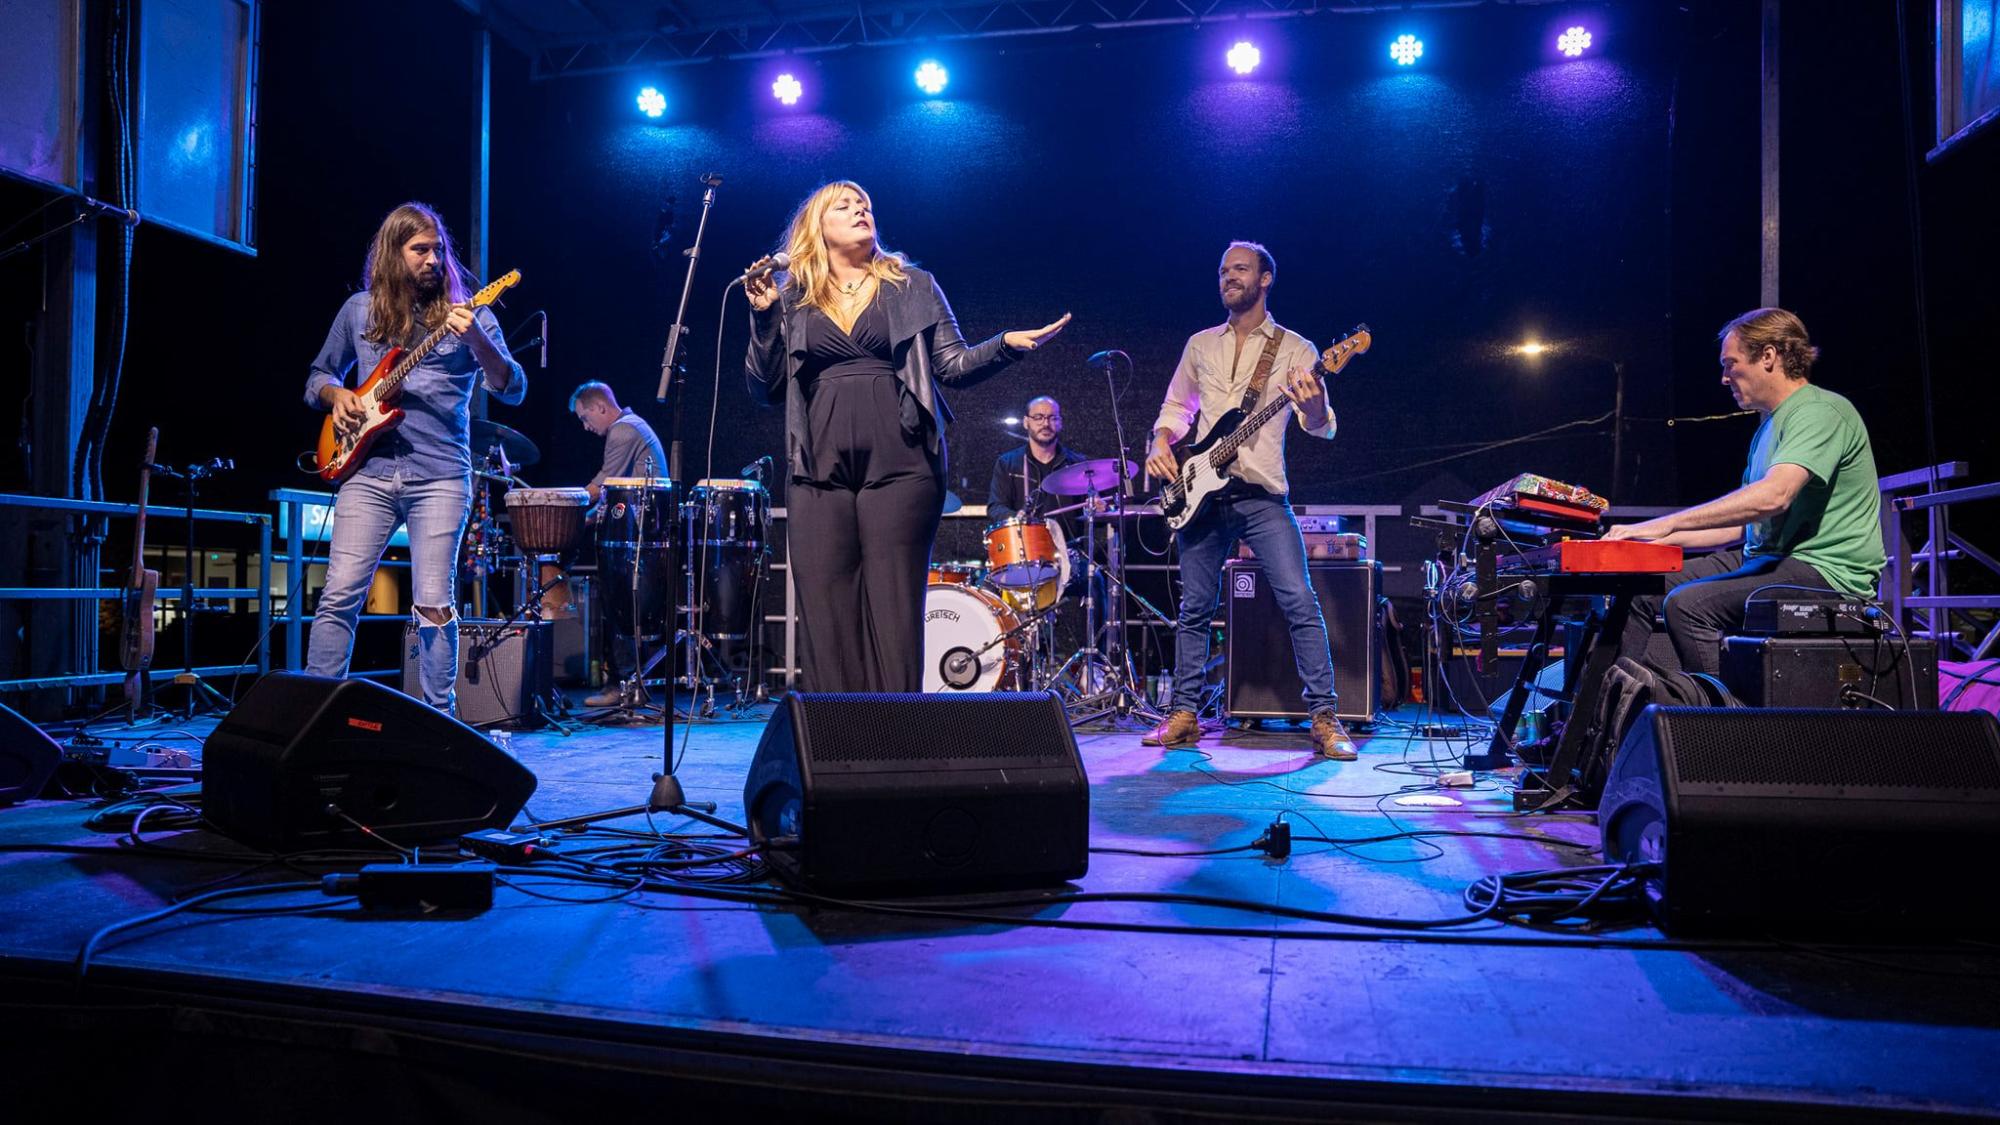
[{"xmin": 5, "ymin": 0, "xmax": 1994, "ymax": 629}]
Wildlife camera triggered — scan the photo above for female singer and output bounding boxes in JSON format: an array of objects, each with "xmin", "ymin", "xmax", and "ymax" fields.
[{"xmin": 745, "ymin": 181, "xmax": 1069, "ymax": 692}]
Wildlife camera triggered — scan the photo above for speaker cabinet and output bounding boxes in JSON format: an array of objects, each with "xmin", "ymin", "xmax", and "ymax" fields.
[
  {"xmin": 1720, "ymin": 634, "xmax": 1939, "ymax": 710},
  {"xmin": 202, "ymin": 672, "xmax": 536, "ymax": 851},
  {"xmin": 1223, "ymin": 560, "xmax": 1380, "ymax": 723},
  {"xmin": 0, "ymin": 700, "xmax": 61, "ymax": 805},
  {"xmin": 744, "ymin": 692, "xmax": 1089, "ymax": 894},
  {"xmin": 402, "ymin": 618, "xmax": 552, "ymax": 729},
  {"xmin": 1598, "ymin": 706, "xmax": 2000, "ymax": 935}
]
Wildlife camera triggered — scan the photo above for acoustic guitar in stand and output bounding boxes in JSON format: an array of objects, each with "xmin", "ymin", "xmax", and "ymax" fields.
[
  {"xmin": 313, "ymin": 269, "xmax": 522, "ymax": 483},
  {"xmin": 120, "ymin": 427, "xmax": 161, "ymax": 720},
  {"xmin": 1156, "ymin": 325, "xmax": 1372, "ymax": 531}
]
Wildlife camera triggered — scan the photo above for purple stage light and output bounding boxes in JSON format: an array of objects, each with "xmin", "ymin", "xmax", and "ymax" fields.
[
  {"xmin": 914, "ymin": 60, "xmax": 949, "ymax": 96},
  {"xmin": 773, "ymin": 73, "xmax": 803, "ymax": 105},
  {"xmin": 636, "ymin": 87, "xmax": 666, "ymax": 118},
  {"xmin": 1557, "ymin": 26, "xmax": 1593, "ymax": 58},
  {"xmin": 1390, "ymin": 34, "xmax": 1424, "ymax": 67},
  {"xmin": 1226, "ymin": 41, "xmax": 1261, "ymax": 76}
]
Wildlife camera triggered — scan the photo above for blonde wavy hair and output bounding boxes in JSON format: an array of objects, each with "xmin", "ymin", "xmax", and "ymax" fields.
[
  {"xmin": 1719, "ymin": 307, "xmax": 1820, "ymax": 381},
  {"xmin": 777, "ymin": 181, "xmax": 909, "ymax": 315}
]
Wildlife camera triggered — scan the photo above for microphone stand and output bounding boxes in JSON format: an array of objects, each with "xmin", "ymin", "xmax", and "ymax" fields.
[{"xmin": 148, "ymin": 457, "xmax": 237, "ymax": 718}]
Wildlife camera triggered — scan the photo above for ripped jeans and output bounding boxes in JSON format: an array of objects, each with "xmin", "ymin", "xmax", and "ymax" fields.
[{"xmin": 306, "ymin": 473, "xmax": 470, "ymax": 711}]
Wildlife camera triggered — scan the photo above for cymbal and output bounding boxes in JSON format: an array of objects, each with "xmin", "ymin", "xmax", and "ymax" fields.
[
  {"xmin": 942, "ymin": 490, "xmax": 964, "ymax": 515},
  {"xmin": 1040, "ymin": 458, "xmax": 1138, "ymax": 497},
  {"xmin": 471, "ymin": 419, "xmax": 540, "ymax": 468}
]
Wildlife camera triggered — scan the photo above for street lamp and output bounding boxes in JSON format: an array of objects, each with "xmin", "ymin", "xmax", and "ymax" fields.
[{"xmin": 1509, "ymin": 340, "xmax": 1628, "ymax": 500}]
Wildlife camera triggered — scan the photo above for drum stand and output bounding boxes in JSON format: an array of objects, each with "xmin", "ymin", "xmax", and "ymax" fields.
[
  {"xmin": 671, "ymin": 501, "xmax": 758, "ymax": 720},
  {"xmin": 1054, "ymin": 496, "xmax": 1162, "ymax": 727}
]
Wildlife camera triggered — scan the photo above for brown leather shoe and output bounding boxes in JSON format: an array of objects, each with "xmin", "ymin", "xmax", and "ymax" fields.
[
  {"xmin": 1142, "ymin": 710, "xmax": 1201, "ymax": 748},
  {"xmin": 1311, "ymin": 711, "xmax": 1358, "ymax": 761}
]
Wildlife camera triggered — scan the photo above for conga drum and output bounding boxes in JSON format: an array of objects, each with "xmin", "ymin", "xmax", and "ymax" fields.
[
  {"xmin": 687, "ymin": 479, "xmax": 769, "ymax": 641},
  {"xmin": 597, "ymin": 478, "xmax": 676, "ymax": 643}
]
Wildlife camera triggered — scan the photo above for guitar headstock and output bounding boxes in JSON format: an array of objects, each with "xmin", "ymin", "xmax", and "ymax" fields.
[
  {"xmin": 470, "ymin": 269, "xmax": 522, "ymax": 308},
  {"xmin": 1319, "ymin": 324, "xmax": 1372, "ymax": 375}
]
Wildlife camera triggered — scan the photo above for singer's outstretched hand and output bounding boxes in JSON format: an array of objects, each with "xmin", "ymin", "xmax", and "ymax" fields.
[
  {"xmin": 746, "ymin": 268, "xmax": 779, "ymax": 312},
  {"xmin": 1003, "ymin": 313, "xmax": 1072, "ymax": 353}
]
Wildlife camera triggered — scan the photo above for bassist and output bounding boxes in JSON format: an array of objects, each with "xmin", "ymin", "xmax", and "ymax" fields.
[
  {"xmin": 1141, "ymin": 241, "xmax": 1353, "ymax": 759},
  {"xmin": 303, "ymin": 202, "xmax": 526, "ymax": 713}
]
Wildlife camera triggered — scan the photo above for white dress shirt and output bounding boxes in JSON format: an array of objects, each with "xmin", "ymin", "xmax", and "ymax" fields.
[{"xmin": 1151, "ymin": 313, "xmax": 1335, "ymax": 496}]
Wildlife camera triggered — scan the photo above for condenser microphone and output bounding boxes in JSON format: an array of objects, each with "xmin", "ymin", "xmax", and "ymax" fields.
[
  {"xmin": 539, "ymin": 311, "xmax": 549, "ymax": 368},
  {"xmin": 740, "ymin": 454, "xmax": 773, "ymax": 478},
  {"xmin": 731, "ymin": 252, "xmax": 791, "ymax": 286},
  {"xmin": 1086, "ymin": 349, "xmax": 1126, "ymax": 370}
]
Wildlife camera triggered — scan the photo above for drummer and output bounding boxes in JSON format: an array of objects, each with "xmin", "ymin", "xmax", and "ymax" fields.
[
  {"xmin": 572, "ymin": 381, "xmax": 668, "ymax": 501},
  {"xmin": 986, "ymin": 397, "xmax": 1091, "ymax": 541}
]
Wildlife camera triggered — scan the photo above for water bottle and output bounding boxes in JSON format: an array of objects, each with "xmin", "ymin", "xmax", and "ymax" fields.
[{"xmin": 490, "ymin": 728, "xmax": 516, "ymax": 759}]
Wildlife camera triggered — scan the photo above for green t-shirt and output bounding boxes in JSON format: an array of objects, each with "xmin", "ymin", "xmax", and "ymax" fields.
[{"xmin": 1742, "ymin": 383, "xmax": 1886, "ymax": 596}]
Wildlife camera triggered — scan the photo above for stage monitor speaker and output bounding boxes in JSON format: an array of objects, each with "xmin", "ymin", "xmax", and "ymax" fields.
[
  {"xmin": 1599, "ymin": 705, "xmax": 2000, "ymax": 935},
  {"xmin": 0, "ymin": 700, "xmax": 61, "ymax": 805},
  {"xmin": 744, "ymin": 691, "xmax": 1089, "ymax": 895},
  {"xmin": 1223, "ymin": 560, "xmax": 1380, "ymax": 723},
  {"xmin": 402, "ymin": 618, "xmax": 552, "ymax": 729},
  {"xmin": 202, "ymin": 672, "xmax": 537, "ymax": 852}
]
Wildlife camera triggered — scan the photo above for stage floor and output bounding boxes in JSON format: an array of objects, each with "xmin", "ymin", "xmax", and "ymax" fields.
[{"xmin": 2, "ymin": 698, "xmax": 1997, "ymax": 1121}]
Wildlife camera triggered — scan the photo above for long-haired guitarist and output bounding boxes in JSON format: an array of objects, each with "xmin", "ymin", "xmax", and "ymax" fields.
[
  {"xmin": 302, "ymin": 202, "xmax": 527, "ymax": 712},
  {"xmin": 1140, "ymin": 241, "xmax": 1355, "ymax": 760}
]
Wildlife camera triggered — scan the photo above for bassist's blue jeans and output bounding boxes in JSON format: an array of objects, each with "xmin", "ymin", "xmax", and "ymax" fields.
[
  {"xmin": 306, "ymin": 472, "xmax": 470, "ymax": 712},
  {"xmin": 1168, "ymin": 483, "xmax": 1338, "ymax": 717}
]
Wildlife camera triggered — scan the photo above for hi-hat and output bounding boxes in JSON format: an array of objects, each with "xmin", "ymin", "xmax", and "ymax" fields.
[
  {"xmin": 1040, "ymin": 458, "xmax": 1137, "ymax": 496},
  {"xmin": 471, "ymin": 419, "xmax": 540, "ymax": 468}
]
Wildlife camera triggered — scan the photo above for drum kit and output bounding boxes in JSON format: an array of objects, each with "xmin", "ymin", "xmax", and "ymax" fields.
[
  {"xmin": 461, "ymin": 420, "xmax": 771, "ymax": 720},
  {"xmin": 924, "ymin": 456, "xmax": 1168, "ymax": 724}
]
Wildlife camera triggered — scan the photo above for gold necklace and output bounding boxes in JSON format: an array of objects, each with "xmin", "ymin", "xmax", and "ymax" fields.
[{"xmin": 839, "ymin": 276, "xmax": 865, "ymax": 296}]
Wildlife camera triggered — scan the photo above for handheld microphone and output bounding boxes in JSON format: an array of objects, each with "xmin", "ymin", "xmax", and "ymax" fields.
[
  {"xmin": 78, "ymin": 195, "xmax": 140, "ymax": 227},
  {"xmin": 1086, "ymin": 349, "xmax": 1126, "ymax": 370},
  {"xmin": 731, "ymin": 252, "xmax": 791, "ymax": 286}
]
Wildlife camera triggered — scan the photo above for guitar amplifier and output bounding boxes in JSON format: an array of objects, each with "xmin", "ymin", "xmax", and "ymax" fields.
[
  {"xmin": 1719, "ymin": 634, "xmax": 1939, "ymax": 710},
  {"xmin": 403, "ymin": 618, "xmax": 553, "ymax": 728},
  {"xmin": 1223, "ymin": 560, "xmax": 1380, "ymax": 723}
]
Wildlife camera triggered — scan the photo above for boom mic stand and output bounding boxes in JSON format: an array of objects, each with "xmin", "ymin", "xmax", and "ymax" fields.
[{"xmin": 148, "ymin": 457, "xmax": 237, "ymax": 718}]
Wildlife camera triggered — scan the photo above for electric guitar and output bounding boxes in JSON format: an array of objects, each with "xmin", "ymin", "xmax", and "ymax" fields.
[
  {"xmin": 120, "ymin": 427, "xmax": 161, "ymax": 716},
  {"xmin": 1156, "ymin": 325, "xmax": 1372, "ymax": 531},
  {"xmin": 314, "ymin": 269, "xmax": 522, "ymax": 483}
]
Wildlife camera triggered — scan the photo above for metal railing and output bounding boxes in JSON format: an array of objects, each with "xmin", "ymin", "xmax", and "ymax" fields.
[
  {"xmin": 0, "ymin": 493, "xmax": 272, "ymax": 694},
  {"xmin": 1881, "ymin": 462, "xmax": 2000, "ymax": 660}
]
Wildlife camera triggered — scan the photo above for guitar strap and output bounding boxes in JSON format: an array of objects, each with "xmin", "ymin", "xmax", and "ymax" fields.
[{"xmin": 1237, "ymin": 329, "xmax": 1286, "ymax": 415}]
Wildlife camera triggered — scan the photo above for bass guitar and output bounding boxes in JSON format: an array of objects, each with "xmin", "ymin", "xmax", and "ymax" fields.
[
  {"xmin": 314, "ymin": 269, "xmax": 522, "ymax": 483},
  {"xmin": 1156, "ymin": 325, "xmax": 1372, "ymax": 531},
  {"xmin": 120, "ymin": 427, "xmax": 161, "ymax": 717}
]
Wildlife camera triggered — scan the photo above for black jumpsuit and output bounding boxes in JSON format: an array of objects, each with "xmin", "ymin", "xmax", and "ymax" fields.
[{"xmin": 787, "ymin": 298, "xmax": 944, "ymax": 692}]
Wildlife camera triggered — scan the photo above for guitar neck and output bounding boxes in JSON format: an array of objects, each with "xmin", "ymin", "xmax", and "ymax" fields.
[
  {"xmin": 375, "ymin": 322, "xmax": 455, "ymax": 400},
  {"xmin": 130, "ymin": 428, "xmax": 158, "ymax": 581},
  {"xmin": 1209, "ymin": 357, "xmax": 1328, "ymax": 468}
]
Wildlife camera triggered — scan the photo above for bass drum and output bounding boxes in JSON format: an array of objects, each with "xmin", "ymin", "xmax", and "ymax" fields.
[{"xmin": 923, "ymin": 583, "xmax": 1023, "ymax": 693}]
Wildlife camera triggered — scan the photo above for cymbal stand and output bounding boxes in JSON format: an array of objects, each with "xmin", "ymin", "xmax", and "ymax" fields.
[{"xmin": 1054, "ymin": 492, "xmax": 1162, "ymax": 727}]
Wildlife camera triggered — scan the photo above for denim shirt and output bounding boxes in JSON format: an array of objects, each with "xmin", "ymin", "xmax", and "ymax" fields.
[{"xmin": 304, "ymin": 291, "xmax": 528, "ymax": 483}]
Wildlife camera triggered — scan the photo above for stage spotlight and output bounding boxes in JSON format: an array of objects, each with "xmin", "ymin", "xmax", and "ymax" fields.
[
  {"xmin": 772, "ymin": 73, "xmax": 803, "ymax": 105},
  {"xmin": 1389, "ymin": 34, "xmax": 1424, "ymax": 66},
  {"xmin": 1226, "ymin": 41, "xmax": 1261, "ymax": 76},
  {"xmin": 914, "ymin": 60, "xmax": 949, "ymax": 95},
  {"xmin": 636, "ymin": 87, "xmax": 667, "ymax": 118},
  {"xmin": 1557, "ymin": 26, "xmax": 1593, "ymax": 58},
  {"xmin": 1513, "ymin": 341, "xmax": 1549, "ymax": 357}
]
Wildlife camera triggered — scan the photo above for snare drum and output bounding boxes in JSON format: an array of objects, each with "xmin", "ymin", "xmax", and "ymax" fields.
[
  {"xmin": 686, "ymin": 479, "xmax": 769, "ymax": 547},
  {"xmin": 503, "ymin": 487, "xmax": 592, "ymax": 555},
  {"xmin": 984, "ymin": 515, "xmax": 1062, "ymax": 588},
  {"xmin": 599, "ymin": 477, "xmax": 677, "ymax": 549},
  {"xmin": 923, "ymin": 583, "xmax": 1023, "ymax": 693},
  {"xmin": 926, "ymin": 562, "xmax": 980, "ymax": 587}
]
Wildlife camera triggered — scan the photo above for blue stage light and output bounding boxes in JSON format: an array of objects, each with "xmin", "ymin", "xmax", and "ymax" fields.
[
  {"xmin": 1557, "ymin": 26, "xmax": 1593, "ymax": 58},
  {"xmin": 1226, "ymin": 41, "xmax": 1261, "ymax": 76},
  {"xmin": 914, "ymin": 60, "xmax": 949, "ymax": 95},
  {"xmin": 1389, "ymin": 34, "xmax": 1424, "ymax": 66},
  {"xmin": 772, "ymin": 73, "xmax": 803, "ymax": 105},
  {"xmin": 636, "ymin": 87, "xmax": 666, "ymax": 118}
]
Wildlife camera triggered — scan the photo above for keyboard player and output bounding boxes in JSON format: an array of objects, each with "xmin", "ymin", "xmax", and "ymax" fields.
[{"xmin": 1603, "ymin": 309, "xmax": 1885, "ymax": 675}]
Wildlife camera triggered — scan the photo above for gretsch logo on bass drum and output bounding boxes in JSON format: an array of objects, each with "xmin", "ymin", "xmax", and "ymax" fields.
[{"xmin": 926, "ymin": 609, "xmax": 961, "ymax": 623}]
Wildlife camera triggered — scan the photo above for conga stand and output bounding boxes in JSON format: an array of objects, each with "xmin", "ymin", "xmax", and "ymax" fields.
[{"xmin": 582, "ymin": 480, "xmax": 674, "ymax": 726}]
